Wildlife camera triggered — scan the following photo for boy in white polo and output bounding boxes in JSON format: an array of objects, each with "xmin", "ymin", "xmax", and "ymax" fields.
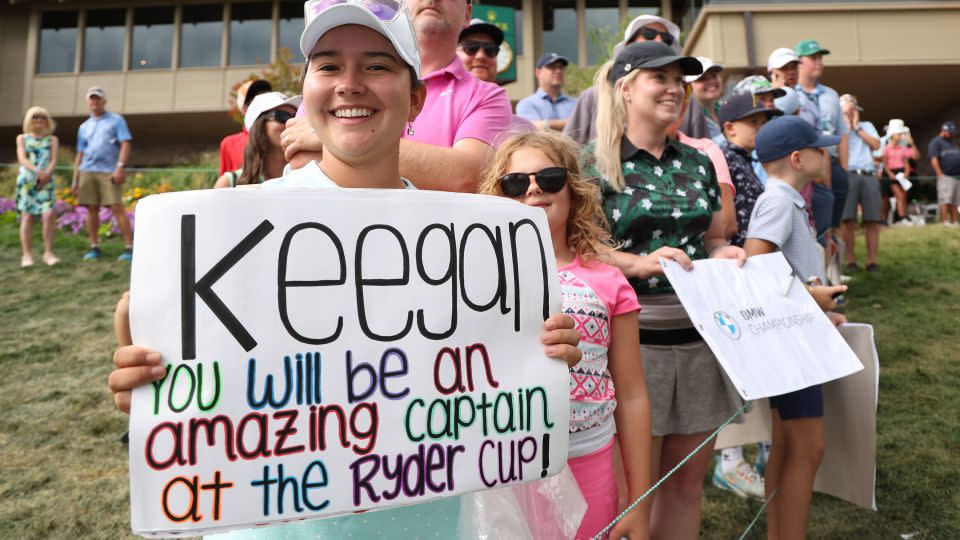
[{"xmin": 745, "ymin": 115, "xmax": 848, "ymax": 539}]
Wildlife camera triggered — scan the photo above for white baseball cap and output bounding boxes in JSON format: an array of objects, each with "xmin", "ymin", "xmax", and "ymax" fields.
[
  {"xmin": 85, "ymin": 86, "xmax": 106, "ymax": 99},
  {"xmin": 244, "ymin": 92, "xmax": 303, "ymax": 131},
  {"xmin": 684, "ymin": 57, "xmax": 723, "ymax": 83},
  {"xmin": 300, "ymin": 0, "xmax": 421, "ymax": 79},
  {"xmin": 767, "ymin": 47, "xmax": 799, "ymax": 71},
  {"xmin": 619, "ymin": 15, "xmax": 681, "ymax": 54}
]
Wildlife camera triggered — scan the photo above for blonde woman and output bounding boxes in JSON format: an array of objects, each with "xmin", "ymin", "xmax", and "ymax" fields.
[
  {"xmin": 582, "ymin": 41, "xmax": 746, "ymax": 539},
  {"xmin": 15, "ymin": 106, "xmax": 60, "ymax": 267}
]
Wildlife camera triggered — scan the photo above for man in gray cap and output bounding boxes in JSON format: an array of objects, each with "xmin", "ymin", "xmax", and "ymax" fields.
[
  {"xmin": 839, "ymin": 94, "xmax": 883, "ymax": 271},
  {"xmin": 929, "ymin": 120, "xmax": 960, "ymax": 225}
]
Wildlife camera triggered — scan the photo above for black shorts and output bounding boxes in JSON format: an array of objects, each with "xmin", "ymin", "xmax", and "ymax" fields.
[
  {"xmin": 769, "ymin": 384, "xmax": 823, "ymax": 419},
  {"xmin": 882, "ymin": 168, "xmax": 906, "ymax": 197}
]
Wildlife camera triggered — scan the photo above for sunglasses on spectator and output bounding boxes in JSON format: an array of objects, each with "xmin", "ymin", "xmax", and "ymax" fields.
[
  {"xmin": 266, "ymin": 109, "xmax": 295, "ymax": 124},
  {"xmin": 637, "ymin": 27, "xmax": 674, "ymax": 46},
  {"xmin": 499, "ymin": 167, "xmax": 568, "ymax": 197},
  {"xmin": 32, "ymin": 115, "xmax": 49, "ymax": 121},
  {"xmin": 459, "ymin": 41, "xmax": 500, "ymax": 58}
]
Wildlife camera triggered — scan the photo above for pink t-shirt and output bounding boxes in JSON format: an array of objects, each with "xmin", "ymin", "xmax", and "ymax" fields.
[
  {"xmin": 882, "ymin": 144, "xmax": 919, "ymax": 171},
  {"xmin": 407, "ymin": 57, "xmax": 512, "ymax": 148},
  {"xmin": 560, "ymin": 256, "xmax": 641, "ymax": 457},
  {"xmin": 678, "ymin": 131, "xmax": 735, "ymax": 193}
]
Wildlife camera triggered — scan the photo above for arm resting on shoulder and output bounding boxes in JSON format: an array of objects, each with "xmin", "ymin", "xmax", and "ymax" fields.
[{"xmin": 399, "ymin": 137, "xmax": 492, "ymax": 193}]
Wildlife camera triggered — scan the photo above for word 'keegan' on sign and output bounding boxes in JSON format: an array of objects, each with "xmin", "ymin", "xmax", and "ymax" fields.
[{"xmin": 127, "ymin": 189, "xmax": 569, "ymax": 537}]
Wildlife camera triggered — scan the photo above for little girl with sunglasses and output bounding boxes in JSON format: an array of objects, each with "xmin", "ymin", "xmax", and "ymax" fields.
[{"xmin": 480, "ymin": 131, "xmax": 653, "ymax": 540}]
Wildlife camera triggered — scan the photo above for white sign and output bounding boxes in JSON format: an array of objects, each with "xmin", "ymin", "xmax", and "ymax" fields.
[
  {"xmin": 661, "ymin": 252, "xmax": 862, "ymax": 400},
  {"xmin": 127, "ymin": 189, "xmax": 568, "ymax": 537}
]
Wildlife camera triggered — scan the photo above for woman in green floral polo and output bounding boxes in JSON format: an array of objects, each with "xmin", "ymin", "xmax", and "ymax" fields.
[
  {"xmin": 582, "ymin": 41, "xmax": 746, "ymax": 539},
  {"xmin": 15, "ymin": 106, "xmax": 60, "ymax": 267}
]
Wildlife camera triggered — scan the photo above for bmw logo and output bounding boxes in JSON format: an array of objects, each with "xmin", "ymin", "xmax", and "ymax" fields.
[{"xmin": 713, "ymin": 311, "xmax": 741, "ymax": 340}]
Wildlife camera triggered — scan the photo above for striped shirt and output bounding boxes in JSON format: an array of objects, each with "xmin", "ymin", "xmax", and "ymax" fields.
[{"xmin": 746, "ymin": 178, "xmax": 825, "ymax": 282}]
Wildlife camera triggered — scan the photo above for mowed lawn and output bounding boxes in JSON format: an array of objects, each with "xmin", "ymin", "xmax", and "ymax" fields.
[{"xmin": 0, "ymin": 221, "xmax": 958, "ymax": 539}]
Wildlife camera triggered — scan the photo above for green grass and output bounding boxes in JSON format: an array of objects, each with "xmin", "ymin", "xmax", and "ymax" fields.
[{"xmin": 0, "ymin": 223, "xmax": 958, "ymax": 538}]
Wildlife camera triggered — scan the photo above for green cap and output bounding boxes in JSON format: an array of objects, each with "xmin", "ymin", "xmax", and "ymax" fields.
[{"xmin": 794, "ymin": 39, "xmax": 830, "ymax": 57}]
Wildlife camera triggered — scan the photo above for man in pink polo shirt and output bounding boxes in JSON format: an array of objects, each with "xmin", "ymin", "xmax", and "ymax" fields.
[{"xmin": 283, "ymin": 0, "xmax": 511, "ymax": 193}]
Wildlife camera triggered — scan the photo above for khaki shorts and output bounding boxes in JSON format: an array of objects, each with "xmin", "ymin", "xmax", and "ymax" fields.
[
  {"xmin": 77, "ymin": 171, "xmax": 123, "ymax": 206},
  {"xmin": 937, "ymin": 175, "xmax": 960, "ymax": 206}
]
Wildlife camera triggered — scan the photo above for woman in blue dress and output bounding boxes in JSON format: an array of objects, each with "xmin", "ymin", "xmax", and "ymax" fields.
[{"xmin": 15, "ymin": 106, "xmax": 60, "ymax": 267}]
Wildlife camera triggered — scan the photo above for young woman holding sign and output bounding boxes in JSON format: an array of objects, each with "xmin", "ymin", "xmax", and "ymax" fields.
[
  {"xmin": 109, "ymin": 1, "xmax": 582, "ymax": 537},
  {"xmin": 480, "ymin": 130, "xmax": 653, "ymax": 539},
  {"xmin": 583, "ymin": 41, "xmax": 746, "ymax": 539}
]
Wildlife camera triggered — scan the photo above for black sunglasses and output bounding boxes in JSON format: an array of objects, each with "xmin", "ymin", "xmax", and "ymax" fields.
[
  {"xmin": 460, "ymin": 41, "xmax": 500, "ymax": 58},
  {"xmin": 266, "ymin": 109, "xmax": 295, "ymax": 124},
  {"xmin": 32, "ymin": 114, "xmax": 49, "ymax": 121},
  {"xmin": 637, "ymin": 27, "xmax": 674, "ymax": 46},
  {"xmin": 499, "ymin": 167, "xmax": 568, "ymax": 197}
]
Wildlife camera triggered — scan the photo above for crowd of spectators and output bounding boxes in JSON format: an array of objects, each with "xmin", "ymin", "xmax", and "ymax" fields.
[{"xmin": 12, "ymin": 2, "xmax": 959, "ymax": 538}]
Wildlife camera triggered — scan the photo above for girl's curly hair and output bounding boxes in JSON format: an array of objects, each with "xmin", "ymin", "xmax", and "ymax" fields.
[{"xmin": 478, "ymin": 131, "xmax": 613, "ymax": 264}]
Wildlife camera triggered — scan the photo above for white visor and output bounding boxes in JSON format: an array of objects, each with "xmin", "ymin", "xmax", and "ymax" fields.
[
  {"xmin": 244, "ymin": 92, "xmax": 303, "ymax": 131},
  {"xmin": 300, "ymin": 0, "xmax": 421, "ymax": 79}
]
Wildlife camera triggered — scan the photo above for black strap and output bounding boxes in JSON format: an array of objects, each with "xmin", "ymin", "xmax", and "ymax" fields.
[{"xmin": 639, "ymin": 327, "xmax": 703, "ymax": 346}]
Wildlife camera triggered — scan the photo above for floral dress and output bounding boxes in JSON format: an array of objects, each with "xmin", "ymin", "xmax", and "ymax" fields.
[{"xmin": 15, "ymin": 134, "xmax": 56, "ymax": 215}]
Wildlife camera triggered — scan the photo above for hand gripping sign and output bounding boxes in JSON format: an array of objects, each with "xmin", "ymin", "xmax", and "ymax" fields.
[
  {"xmin": 661, "ymin": 252, "xmax": 862, "ymax": 400},
  {"xmin": 127, "ymin": 189, "xmax": 568, "ymax": 537}
]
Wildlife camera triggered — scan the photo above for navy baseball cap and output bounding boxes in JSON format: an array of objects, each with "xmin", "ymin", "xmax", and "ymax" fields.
[
  {"xmin": 718, "ymin": 93, "xmax": 782, "ymax": 126},
  {"xmin": 537, "ymin": 52, "xmax": 569, "ymax": 69},
  {"xmin": 943, "ymin": 121, "xmax": 957, "ymax": 134},
  {"xmin": 756, "ymin": 116, "xmax": 840, "ymax": 163}
]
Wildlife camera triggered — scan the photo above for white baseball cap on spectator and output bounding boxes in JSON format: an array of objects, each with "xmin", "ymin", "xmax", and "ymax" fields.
[
  {"xmin": 300, "ymin": 0, "xmax": 421, "ymax": 78},
  {"xmin": 244, "ymin": 92, "xmax": 302, "ymax": 131},
  {"xmin": 767, "ymin": 47, "xmax": 800, "ymax": 72},
  {"xmin": 684, "ymin": 57, "xmax": 723, "ymax": 83},
  {"xmin": 86, "ymin": 86, "xmax": 106, "ymax": 99},
  {"xmin": 774, "ymin": 86, "xmax": 800, "ymax": 115},
  {"xmin": 839, "ymin": 93, "xmax": 863, "ymax": 112},
  {"xmin": 617, "ymin": 15, "xmax": 682, "ymax": 54}
]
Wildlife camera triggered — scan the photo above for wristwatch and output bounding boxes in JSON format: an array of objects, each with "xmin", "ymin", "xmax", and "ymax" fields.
[{"xmin": 116, "ymin": 161, "xmax": 125, "ymax": 168}]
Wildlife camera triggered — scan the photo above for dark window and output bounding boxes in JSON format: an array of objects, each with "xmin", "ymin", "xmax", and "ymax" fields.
[
  {"xmin": 38, "ymin": 11, "xmax": 78, "ymax": 73},
  {"xmin": 229, "ymin": 2, "xmax": 272, "ymax": 66},
  {"xmin": 180, "ymin": 4, "xmax": 223, "ymax": 68},
  {"xmin": 83, "ymin": 9, "xmax": 126, "ymax": 72},
  {"xmin": 542, "ymin": 1, "xmax": 577, "ymax": 63},
  {"xmin": 279, "ymin": 0, "xmax": 305, "ymax": 63},
  {"xmin": 131, "ymin": 7, "xmax": 174, "ymax": 70}
]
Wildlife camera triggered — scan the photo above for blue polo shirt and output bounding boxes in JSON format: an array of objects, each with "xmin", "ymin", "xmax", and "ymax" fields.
[
  {"xmin": 847, "ymin": 121, "xmax": 879, "ymax": 172},
  {"xmin": 515, "ymin": 88, "xmax": 577, "ymax": 122},
  {"xmin": 77, "ymin": 111, "xmax": 133, "ymax": 173},
  {"xmin": 794, "ymin": 83, "xmax": 849, "ymax": 157}
]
